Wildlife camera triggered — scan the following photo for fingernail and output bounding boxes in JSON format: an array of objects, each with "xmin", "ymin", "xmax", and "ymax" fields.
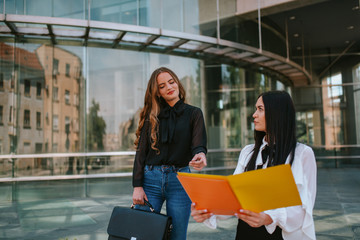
[
  {"xmin": 239, "ymin": 209, "xmax": 244, "ymax": 213},
  {"xmin": 192, "ymin": 203, "xmax": 195, "ymax": 206},
  {"xmin": 203, "ymin": 209, "xmax": 207, "ymax": 213}
]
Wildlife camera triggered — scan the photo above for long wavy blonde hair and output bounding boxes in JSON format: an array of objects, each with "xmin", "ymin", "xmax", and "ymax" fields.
[{"xmin": 134, "ymin": 67, "xmax": 186, "ymax": 153}]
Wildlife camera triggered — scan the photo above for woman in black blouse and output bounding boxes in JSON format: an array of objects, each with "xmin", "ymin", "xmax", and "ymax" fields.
[{"xmin": 132, "ymin": 67, "xmax": 207, "ymax": 240}]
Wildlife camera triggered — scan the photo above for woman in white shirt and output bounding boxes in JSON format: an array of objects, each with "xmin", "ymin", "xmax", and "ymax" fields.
[{"xmin": 191, "ymin": 90, "xmax": 317, "ymax": 240}]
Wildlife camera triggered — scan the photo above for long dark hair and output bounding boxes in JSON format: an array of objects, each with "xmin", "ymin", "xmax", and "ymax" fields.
[
  {"xmin": 245, "ymin": 91, "xmax": 297, "ymax": 171},
  {"xmin": 134, "ymin": 67, "xmax": 186, "ymax": 152}
]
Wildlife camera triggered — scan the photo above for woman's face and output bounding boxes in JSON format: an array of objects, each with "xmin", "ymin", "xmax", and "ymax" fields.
[
  {"xmin": 253, "ymin": 96, "xmax": 266, "ymax": 132},
  {"xmin": 157, "ymin": 72, "xmax": 180, "ymax": 106}
]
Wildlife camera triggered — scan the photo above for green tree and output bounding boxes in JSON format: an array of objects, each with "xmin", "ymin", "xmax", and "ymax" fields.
[{"xmin": 87, "ymin": 99, "xmax": 106, "ymax": 151}]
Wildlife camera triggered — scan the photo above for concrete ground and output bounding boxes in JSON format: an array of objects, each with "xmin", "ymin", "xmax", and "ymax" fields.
[{"xmin": 0, "ymin": 168, "xmax": 360, "ymax": 240}]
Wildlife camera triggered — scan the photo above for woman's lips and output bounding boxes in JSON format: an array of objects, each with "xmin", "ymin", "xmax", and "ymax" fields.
[{"xmin": 168, "ymin": 90, "xmax": 175, "ymax": 95}]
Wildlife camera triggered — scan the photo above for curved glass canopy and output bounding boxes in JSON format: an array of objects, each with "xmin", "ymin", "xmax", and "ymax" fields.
[{"xmin": 0, "ymin": 14, "xmax": 311, "ymax": 86}]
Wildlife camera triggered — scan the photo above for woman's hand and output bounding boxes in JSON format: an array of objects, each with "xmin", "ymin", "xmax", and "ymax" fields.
[
  {"xmin": 189, "ymin": 152, "xmax": 207, "ymax": 170},
  {"xmin": 235, "ymin": 209, "xmax": 273, "ymax": 227},
  {"xmin": 132, "ymin": 187, "xmax": 148, "ymax": 205},
  {"xmin": 190, "ymin": 203, "xmax": 212, "ymax": 223}
]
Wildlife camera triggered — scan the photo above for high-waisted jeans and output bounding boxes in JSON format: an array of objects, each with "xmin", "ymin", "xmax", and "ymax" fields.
[{"xmin": 136, "ymin": 165, "xmax": 192, "ymax": 240}]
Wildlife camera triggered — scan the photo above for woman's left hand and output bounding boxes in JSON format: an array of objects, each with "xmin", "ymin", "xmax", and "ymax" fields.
[
  {"xmin": 191, "ymin": 203, "xmax": 212, "ymax": 223},
  {"xmin": 189, "ymin": 152, "xmax": 207, "ymax": 170},
  {"xmin": 235, "ymin": 209, "xmax": 273, "ymax": 228}
]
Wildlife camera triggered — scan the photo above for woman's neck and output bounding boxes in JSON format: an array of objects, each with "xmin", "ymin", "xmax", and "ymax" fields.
[{"xmin": 166, "ymin": 98, "xmax": 180, "ymax": 107}]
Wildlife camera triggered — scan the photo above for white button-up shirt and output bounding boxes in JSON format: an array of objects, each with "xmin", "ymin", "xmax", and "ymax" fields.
[{"xmin": 204, "ymin": 140, "xmax": 317, "ymax": 240}]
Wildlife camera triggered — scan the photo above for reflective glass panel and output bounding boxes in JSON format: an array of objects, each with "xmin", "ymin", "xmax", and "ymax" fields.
[
  {"xmin": 353, "ymin": 64, "xmax": 360, "ymax": 144},
  {"xmin": 5, "ymin": 0, "xmax": 88, "ymax": 19},
  {"xmin": 198, "ymin": 0, "xmax": 217, "ymax": 37},
  {"xmin": 91, "ymin": 0, "xmax": 138, "ymax": 25}
]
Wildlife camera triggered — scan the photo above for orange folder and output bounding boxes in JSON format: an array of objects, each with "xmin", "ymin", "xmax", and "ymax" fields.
[{"xmin": 177, "ymin": 164, "xmax": 302, "ymax": 215}]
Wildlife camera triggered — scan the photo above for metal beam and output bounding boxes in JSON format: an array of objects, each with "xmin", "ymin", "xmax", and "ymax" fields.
[
  {"xmin": 138, "ymin": 34, "xmax": 160, "ymax": 51},
  {"xmin": 47, "ymin": 24, "xmax": 56, "ymax": 45},
  {"xmin": 318, "ymin": 41, "xmax": 356, "ymax": 79}
]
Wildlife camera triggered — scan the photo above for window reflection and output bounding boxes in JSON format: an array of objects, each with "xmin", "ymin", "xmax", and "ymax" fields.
[
  {"xmin": 0, "ymin": 73, "xmax": 4, "ymax": 90},
  {"xmin": 353, "ymin": 64, "xmax": 360, "ymax": 143},
  {"xmin": 327, "ymin": 73, "xmax": 343, "ymax": 104},
  {"xmin": 0, "ymin": 39, "xmax": 359, "ymax": 178},
  {"xmin": 296, "ymin": 110, "xmax": 322, "ymax": 146},
  {"xmin": 5, "ymin": 0, "xmax": 88, "ymax": 19},
  {"xmin": 322, "ymin": 73, "xmax": 345, "ymax": 148},
  {"xmin": 0, "ymin": 105, "xmax": 3, "ymax": 125},
  {"xmin": 91, "ymin": 0, "xmax": 142, "ymax": 25}
]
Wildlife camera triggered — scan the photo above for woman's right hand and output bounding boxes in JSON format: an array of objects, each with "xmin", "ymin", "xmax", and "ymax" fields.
[
  {"xmin": 132, "ymin": 187, "xmax": 148, "ymax": 205},
  {"xmin": 191, "ymin": 203, "xmax": 212, "ymax": 223}
]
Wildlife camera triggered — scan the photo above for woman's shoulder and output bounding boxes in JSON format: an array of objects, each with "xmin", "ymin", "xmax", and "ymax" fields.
[
  {"xmin": 295, "ymin": 142, "xmax": 314, "ymax": 153},
  {"xmin": 295, "ymin": 142, "xmax": 316, "ymax": 162},
  {"xmin": 184, "ymin": 103, "xmax": 204, "ymax": 116},
  {"xmin": 241, "ymin": 144, "xmax": 255, "ymax": 154},
  {"xmin": 184, "ymin": 102, "xmax": 201, "ymax": 110}
]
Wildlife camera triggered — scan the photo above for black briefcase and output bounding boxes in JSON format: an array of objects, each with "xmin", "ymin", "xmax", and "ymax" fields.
[{"xmin": 107, "ymin": 200, "xmax": 172, "ymax": 240}]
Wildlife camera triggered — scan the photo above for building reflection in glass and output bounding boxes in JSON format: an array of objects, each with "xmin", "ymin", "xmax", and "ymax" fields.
[{"xmin": 1, "ymin": 40, "xmax": 360, "ymax": 178}]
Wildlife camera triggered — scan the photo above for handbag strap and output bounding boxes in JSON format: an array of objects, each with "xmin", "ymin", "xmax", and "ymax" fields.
[{"xmin": 131, "ymin": 199, "xmax": 155, "ymax": 212}]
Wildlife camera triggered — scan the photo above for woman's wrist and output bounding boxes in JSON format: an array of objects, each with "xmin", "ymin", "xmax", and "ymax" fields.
[{"xmin": 263, "ymin": 213, "xmax": 273, "ymax": 225}]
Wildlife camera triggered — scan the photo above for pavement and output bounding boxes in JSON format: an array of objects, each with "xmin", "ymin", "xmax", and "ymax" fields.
[{"xmin": 0, "ymin": 168, "xmax": 360, "ymax": 240}]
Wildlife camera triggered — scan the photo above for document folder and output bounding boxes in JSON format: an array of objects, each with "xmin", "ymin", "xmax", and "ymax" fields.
[{"xmin": 177, "ymin": 164, "xmax": 302, "ymax": 215}]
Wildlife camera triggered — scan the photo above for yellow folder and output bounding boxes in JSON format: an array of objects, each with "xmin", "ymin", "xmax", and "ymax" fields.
[{"xmin": 177, "ymin": 164, "xmax": 302, "ymax": 215}]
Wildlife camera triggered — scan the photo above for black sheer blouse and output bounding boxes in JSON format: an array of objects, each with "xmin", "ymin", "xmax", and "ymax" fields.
[{"xmin": 132, "ymin": 99, "xmax": 207, "ymax": 187}]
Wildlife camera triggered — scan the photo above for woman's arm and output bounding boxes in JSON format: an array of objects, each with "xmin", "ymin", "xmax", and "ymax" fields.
[
  {"xmin": 190, "ymin": 108, "xmax": 207, "ymax": 170},
  {"xmin": 132, "ymin": 120, "xmax": 150, "ymax": 204}
]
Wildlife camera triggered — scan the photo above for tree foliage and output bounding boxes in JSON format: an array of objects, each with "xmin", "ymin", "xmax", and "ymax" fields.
[{"xmin": 87, "ymin": 99, "xmax": 106, "ymax": 151}]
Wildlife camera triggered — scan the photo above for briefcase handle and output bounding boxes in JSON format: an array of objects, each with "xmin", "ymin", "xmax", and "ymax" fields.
[{"xmin": 131, "ymin": 199, "xmax": 155, "ymax": 212}]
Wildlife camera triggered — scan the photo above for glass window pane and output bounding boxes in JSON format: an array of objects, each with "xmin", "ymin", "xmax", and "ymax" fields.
[
  {"xmin": 91, "ymin": 0, "xmax": 137, "ymax": 24},
  {"xmin": 353, "ymin": 64, "xmax": 360, "ymax": 144},
  {"xmin": 139, "ymin": 0, "xmax": 161, "ymax": 28},
  {"xmin": 162, "ymin": 0, "xmax": 182, "ymax": 32},
  {"xmin": 5, "ymin": 0, "xmax": 87, "ymax": 19},
  {"xmin": 198, "ymin": 0, "xmax": 217, "ymax": 37},
  {"xmin": 0, "ymin": 105, "xmax": 3, "ymax": 124},
  {"xmin": 53, "ymin": 0, "xmax": 87, "ymax": 19}
]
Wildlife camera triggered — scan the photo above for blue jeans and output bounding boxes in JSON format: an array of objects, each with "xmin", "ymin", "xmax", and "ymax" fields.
[{"xmin": 136, "ymin": 165, "xmax": 192, "ymax": 240}]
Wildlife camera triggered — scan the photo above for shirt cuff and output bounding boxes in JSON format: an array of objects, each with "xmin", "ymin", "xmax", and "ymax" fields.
[
  {"xmin": 132, "ymin": 179, "xmax": 143, "ymax": 187},
  {"xmin": 264, "ymin": 209, "xmax": 286, "ymax": 234},
  {"xmin": 203, "ymin": 215, "xmax": 217, "ymax": 229},
  {"xmin": 192, "ymin": 146, "xmax": 207, "ymax": 155}
]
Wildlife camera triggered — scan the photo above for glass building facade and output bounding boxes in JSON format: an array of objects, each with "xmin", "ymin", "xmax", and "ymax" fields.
[{"xmin": 0, "ymin": 0, "xmax": 359, "ymax": 202}]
